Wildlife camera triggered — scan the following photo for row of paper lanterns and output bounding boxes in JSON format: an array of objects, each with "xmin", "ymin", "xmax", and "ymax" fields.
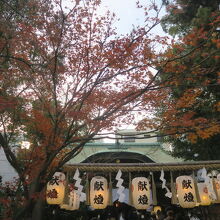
[{"xmin": 46, "ymin": 172, "xmax": 220, "ymax": 210}]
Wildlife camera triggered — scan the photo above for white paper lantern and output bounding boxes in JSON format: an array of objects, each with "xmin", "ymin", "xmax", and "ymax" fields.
[
  {"xmin": 90, "ymin": 176, "xmax": 109, "ymax": 209},
  {"xmin": 176, "ymin": 176, "xmax": 196, "ymax": 208},
  {"xmin": 203, "ymin": 171, "xmax": 217, "ymax": 202},
  {"xmin": 214, "ymin": 174, "xmax": 220, "ymax": 203},
  {"xmin": 197, "ymin": 182, "xmax": 211, "ymax": 206},
  {"xmin": 212, "ymin": 178, "xmax": 220, "ymax": 203},
  {"xmin": 60, "ymin": 190, "xmax": 80, "ymax": 210},
  {"xmin": 46, "ymin": 172, "xmax": 65, "ymax": 205},
  {"xmin": 131, "ymin": 177, "xmax": 151, "ymax": 210}
]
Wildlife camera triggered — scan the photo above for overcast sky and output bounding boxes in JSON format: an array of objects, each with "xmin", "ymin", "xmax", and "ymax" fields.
[
  {"xmin": 63, "ymin": 0, "xmax": 166, "ymax": 35},
  {"xmin": 100, "ymin": 0, "xmax": 166, "ymax": 35}
]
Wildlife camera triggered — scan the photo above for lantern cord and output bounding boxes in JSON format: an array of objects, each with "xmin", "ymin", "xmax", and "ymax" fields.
[
  {"xmin": 192, "ymin": 171, "xmax": 201, "ymax": 203},
  {"xmin": 150, "ymin": 172, "xmax": 157, "ymax": 205}
]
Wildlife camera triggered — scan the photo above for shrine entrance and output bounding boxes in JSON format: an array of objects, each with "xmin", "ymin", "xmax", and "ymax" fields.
[
  {"xmin": 45, "ymin": 161, "xmax": 220, "ymax": 220},
  {"xmin": 82, "ymin": 151, "xmax": 155, "ymax": 163}
]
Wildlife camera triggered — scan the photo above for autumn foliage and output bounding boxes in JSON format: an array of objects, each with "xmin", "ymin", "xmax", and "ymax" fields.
[
  {"xmin": 138, "ymin": 7, "xmax": 220, "ymax": 143},
  {"xmin": 0, "ymin": 0, "xmax": 166, "ymax": 219},
  {"xmin": 1, "ymin": 0, "xmax": 219, "ymax": 218}
]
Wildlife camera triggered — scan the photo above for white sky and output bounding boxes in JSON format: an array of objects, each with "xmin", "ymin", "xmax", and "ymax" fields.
[
  {"xmin": 63, "ymin": 0, "xmax": 166, "ymax": 35},
  {"xmin": 101, "ymin": 0, "xmax": 145, "ymax": 34},
  {"xmin": 100, "ymin": 0, "xmax": 166, "ymax": 35}
]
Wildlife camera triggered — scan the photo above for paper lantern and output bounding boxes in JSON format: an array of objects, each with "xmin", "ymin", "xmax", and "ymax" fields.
[
  {"xmin": 60, "ymin": 190, "xmax": 80, "ymax": 210},
  {"xmin": 90, "ymin": 176, "xmax": 109, "ymax": 209},
  {"xmin": 216, "ymin": 174, "xmax": 220, "ymax": 202},
  {"xmin": 215, "ymin": 179, "xmax": 220, "ymax": 199},
  {"xmin": 131, "ymin": 177, "xmax": 151, "ymax": 210},
  {"xmin": 211, "ymin": 178, "xmax": 220, "ymax": 203},
  {"xmin": 176, "ymin": 176, "xmax": 196, "ymax": 208},
  {"xmin": 197, "ymin": 183, "xmax": 211, "ymax": 206},
  {"xmin": 46, "ymin": 172, "xmax": 65, "ymax": 204}
]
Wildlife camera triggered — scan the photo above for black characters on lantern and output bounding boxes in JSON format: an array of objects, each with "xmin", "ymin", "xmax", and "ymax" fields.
[
  {"xmin": 182, "ymin": 179, "xmax": 192, "ymax": 189},
  {"xmin": 138, "ymin": 181, "xmax": 148, "ymax": 191},
  {"xmin": 94, "ymin": 194, "xmax": 104, "ymax": 204},
  {"xmin": 184, "ymin": 192, "xmax": 194, "ymax": 202},
  {"xmin": 138, "ymin": 194, "xmax": 148, "ymax": 205},
  {"xmin": 46, "ymin": 189, "xmax": 58, "ymax": 199},
  {"xmin": 49, "ymin": 176, "xmax": 60, "ymax": 185},
  {"xmin": 94, "ymin": 181, "xmax": 104, "ymax": 191}
]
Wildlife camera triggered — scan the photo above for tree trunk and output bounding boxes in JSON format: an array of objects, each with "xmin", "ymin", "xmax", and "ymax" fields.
[
  {"xmin": 14, "ymin": 201, "xmax": 32, "ymax": 220},
  {"xmin": 14, "ymin": 198, "xmax": 45, "ymax": 220},
  {"xmin": 14, "ymin": 179, "xmax": 46, "ymax": 220},
  {"xmin": 31, "ymin": 198, "xmax": 45, "ymax": 220}
]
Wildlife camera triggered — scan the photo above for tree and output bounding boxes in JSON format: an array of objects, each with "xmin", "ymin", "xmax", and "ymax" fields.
[
  {"xmin": 139, "ymin": 0, "xmax": 220, "ymax": 160},
  {"xmin": 165, "ymin": 134, "xmax": 220, "ymax": 161},
  {"xmin": 161, "ymin": 0, "xmax": 220, "ymax": 36},
  {"xmin": 0, "ymin": 0, "xmax": 29, "ymax": 111},
  {"xmin": 0, "ymin": 0, "xmax": 165, "ymax": 219}
]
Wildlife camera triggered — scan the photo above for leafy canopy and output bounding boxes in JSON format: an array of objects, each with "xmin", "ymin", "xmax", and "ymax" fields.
[{"xmin": 0, "ymin": 0, "xmax": 166, "ymax": 218}]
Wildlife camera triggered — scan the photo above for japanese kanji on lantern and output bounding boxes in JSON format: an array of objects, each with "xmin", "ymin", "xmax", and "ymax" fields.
[
  {"xmin": 176, "ymin": 176, "xmax": 196, "ymax": 208},
  {"xmin": 197, "ymin": 182, "xmax": 211, "ymax": 206},
  {"xmin": 90, "ymin": 176, "xmax": 109, "ymax": 209},
  {"xmin": 46, "ymin": 172, "xmax": 65, "ymax": 205},
  {"xmin": 131, "ymin": 177, "xmax": 151, "ymax": 210}
]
